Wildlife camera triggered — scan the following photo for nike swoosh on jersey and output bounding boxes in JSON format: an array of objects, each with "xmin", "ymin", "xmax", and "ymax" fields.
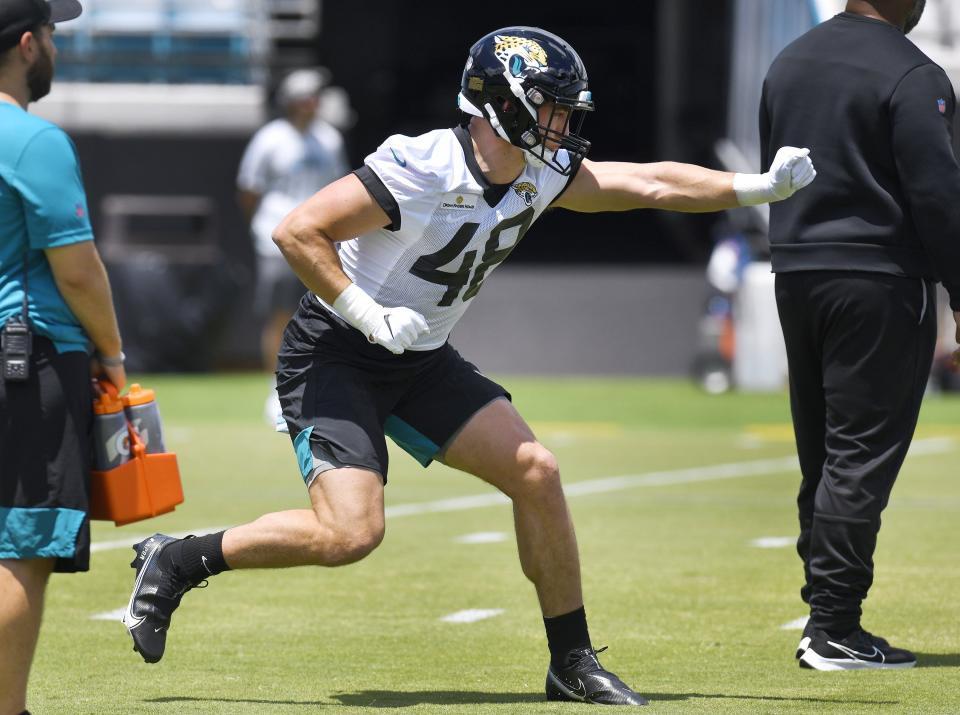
[{"xmin": 389, "ymin": 147, "xmax": 406, "ymax": 167}]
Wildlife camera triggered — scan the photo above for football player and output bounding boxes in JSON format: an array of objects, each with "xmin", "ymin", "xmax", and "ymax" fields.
[{"xmin": 124, "ymin": 26, "xmax": 815, "ymax": 706}]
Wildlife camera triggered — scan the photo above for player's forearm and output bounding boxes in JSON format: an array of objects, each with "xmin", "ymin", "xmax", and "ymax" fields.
[
  {"xmin": 52, "ymin": 257, "xmax": 122, "ymax": 357},
  {"xmin": 638, "ymin": 162, "xmax": 739, "ymax": 213},
  {"xmin": 628, "ymin": 148, "xmax": 816, "ymax": 212},
  {"xmin": 272, "ymin": 217, "xmax": 350, "ymax": 304},
  {"xmin": 560, "ymin": 161, "xmax": 737, "ymax": 213}
]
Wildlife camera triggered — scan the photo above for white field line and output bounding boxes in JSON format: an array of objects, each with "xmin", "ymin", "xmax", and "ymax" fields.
[
  {"xmin": 780, "ymin": 616, "xmax": 810, "ymax": 630},
  {"xmin": 440, "ymin": 609, "xmax": 504, "ymax": 624},
  {"xmin": 90, "ymin": 607, "xmax": 127, "ymax": 621},
  {"xmin": 750, "ymin": 536, "xmax": 795, "ymax": 549},
  {"xmin": 907, "ymin": 436, "xmax": 955, "ymax": 456},
  {"xmin": 383, "ymin": 455, "xmax": 804, "ymax": 520},
  {"xmin": 90, "ymin": 437, "xmax": 955, "ymax": 553},
  {"xmin": 454, "ymin": 531, "xmax": 509, "ymax": 544}
]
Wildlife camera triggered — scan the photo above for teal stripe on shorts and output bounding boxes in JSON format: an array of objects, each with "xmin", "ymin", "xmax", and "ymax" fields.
[
  {"xmin": 385, "ymin": 415, "xmax": 440, "ymax": 467},
  {"xmin": 294, "ymin": 425, "xmax": 316, "ymax": 484},
  {"xmin": 0, "ymin": 506, "xmax": 85, "ymax": 560}
]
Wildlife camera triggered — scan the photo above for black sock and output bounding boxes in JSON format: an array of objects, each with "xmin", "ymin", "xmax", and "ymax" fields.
[
  {"xmin": 544, "ymin": 606, "xmax": 591, "ymax": 667},
  {"xmin": 165, "ymin": 531, "xmax": 231, "ymax": 583}
]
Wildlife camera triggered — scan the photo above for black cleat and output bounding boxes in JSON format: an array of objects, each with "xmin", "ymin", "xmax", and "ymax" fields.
[
  {"xmin": 123, "ymin": 534, "xmax": 204, "ymax": 664},
  {"xmin": 799, "ymin": 628, "xmax": 916, "ymax": 671},
  {"xmin": 546, "ymin": 647, "xmax": 648, "ymax": 706}
]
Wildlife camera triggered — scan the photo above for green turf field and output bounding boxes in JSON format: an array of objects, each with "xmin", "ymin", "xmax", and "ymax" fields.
[{"xmin": 28, "ymin": 375, "xmax": 960, "ymax": 714}]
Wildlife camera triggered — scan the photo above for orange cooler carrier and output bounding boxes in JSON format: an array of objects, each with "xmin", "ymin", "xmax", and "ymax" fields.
[{"xmin": 89, "ymin": 383, "xmax": 184, "ymax": 526}]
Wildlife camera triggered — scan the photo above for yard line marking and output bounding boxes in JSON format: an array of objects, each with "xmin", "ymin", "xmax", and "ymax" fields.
[
  {"xmin": 386, "ymin": 492, "xmax": 510, "ymax": 517},
  {"xmin": 90, "ymin": 437, "xmax": 954, "ymax": 552},
  {"xmin": 454, "ymin": 531, "xmax": 508, "ymax": 544},
  {"xmin": 907, "ymin": 436, "xmax": 955, "ymax": 456},
  {"xmin": 90, "ymin": 526, "xmax": 231, "ymax": 553},
  {"xmin": 750, "ymin": 537, "xmax": 795, "ymax": 549},
  {"xmin": 90, "ymin": 607, "xmax": 126, "ymax": 621},
  {"xmin": 780, "ymin": 616, "xmax": 810, "ymax": 630},
  {"xmin": 560, "ymin": 456, "xmax": 802, "ymax": 496},
  {"xmin": 440, "ymin": 609, "xmax": 504, "ymax": 624}
]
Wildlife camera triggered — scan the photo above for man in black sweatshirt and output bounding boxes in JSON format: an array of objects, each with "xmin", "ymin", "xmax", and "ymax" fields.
[{"xmin": 761, "ymin": 0, "xmax": 960, "ymax": 671}]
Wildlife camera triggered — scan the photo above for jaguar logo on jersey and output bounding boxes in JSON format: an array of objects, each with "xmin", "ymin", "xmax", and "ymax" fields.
[
  {"xmin": 494, "ymin": 35, "xmax": 548, "ymax": 77},
  {"xmin": 440, "ymin": 192, "xmax": 479, "ymax": 211},
  {"xmin": 512, "ymin": 181, "xmax": 539, "ymax": 207}
]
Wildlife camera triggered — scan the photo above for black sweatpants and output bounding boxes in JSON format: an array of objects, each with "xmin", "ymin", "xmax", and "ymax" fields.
[{"xmin": 774, "ymin": 271, "xmax": 937, "ymax": 635}]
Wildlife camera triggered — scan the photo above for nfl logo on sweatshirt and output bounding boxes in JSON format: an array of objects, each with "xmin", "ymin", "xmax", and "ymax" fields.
[{"xmin": 938, "ymin": 98, "xmax": 946, "ymax": 114}]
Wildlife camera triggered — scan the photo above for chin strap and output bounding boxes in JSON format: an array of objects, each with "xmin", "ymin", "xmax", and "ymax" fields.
[
  {"xmin": 457, "ymin": 92, "xmax": 483, "ymax": 117},
  {"xmin": 457, "ymin": 91, "xmax": 567, "ymax": 172}
]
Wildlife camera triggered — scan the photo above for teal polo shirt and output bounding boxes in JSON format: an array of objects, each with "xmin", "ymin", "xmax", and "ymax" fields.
[{"xmin": 0, "ymin": 101, "xmax": 93, "ymax": 353}]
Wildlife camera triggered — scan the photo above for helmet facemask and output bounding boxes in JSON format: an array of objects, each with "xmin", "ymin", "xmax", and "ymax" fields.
[{"xmin": 519, "ymin": 83, "xmax": 593, "ymax": 175}]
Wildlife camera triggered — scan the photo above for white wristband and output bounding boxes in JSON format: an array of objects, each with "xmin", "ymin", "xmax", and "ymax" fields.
[
  {"xmin": 332, "ymin": 283, "xmax": 383, "ymax": 340},
  {"xmin": 733, "ymin": 172, "xmax": 774, "ymax": 207}
]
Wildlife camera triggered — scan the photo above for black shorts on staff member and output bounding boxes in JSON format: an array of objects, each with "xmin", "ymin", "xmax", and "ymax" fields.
[{"xmin": 0, "ymin": 337, "xmax": 93, "ymax": 571}]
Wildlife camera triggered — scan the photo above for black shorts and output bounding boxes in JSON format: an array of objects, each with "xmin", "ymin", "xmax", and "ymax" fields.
[
  {"xmin": 276, "ymin": 294, "xmax": 510, "ymax": 485},
  {"xmin": 0, "ymin": 336, "xmax": 92, "ymax": 573}
]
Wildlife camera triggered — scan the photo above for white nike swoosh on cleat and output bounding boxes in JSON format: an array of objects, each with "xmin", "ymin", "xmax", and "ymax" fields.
[
  {"xmin": 828, "ymin": 641, "xmax": 884, "ymax": 662},
  {"xmin": 122, "ymin": 539, "xmax": 163, "ymax": 632}
]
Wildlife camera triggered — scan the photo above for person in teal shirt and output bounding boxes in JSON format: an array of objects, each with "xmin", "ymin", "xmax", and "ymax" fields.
[{"xmin": 0, "ymin": 2, "xmax": 125, "ymax": 713}]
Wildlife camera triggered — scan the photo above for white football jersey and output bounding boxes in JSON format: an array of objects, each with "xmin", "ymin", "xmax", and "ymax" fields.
[{"xmin": 323, "ymin": 125, "xmax": 574, "ymax": 350}]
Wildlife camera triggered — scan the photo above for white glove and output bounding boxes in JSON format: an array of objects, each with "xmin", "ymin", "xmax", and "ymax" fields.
[
  {"xmin": 332, "ymin": 283, "xmax": 429, "ymax": 355},
  {"xmin": 733, "ymin": 146, "xmax": 817, "ymax": 206}
]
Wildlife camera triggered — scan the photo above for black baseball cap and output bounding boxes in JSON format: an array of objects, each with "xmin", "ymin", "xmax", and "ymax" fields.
[{"xmin": 0, "ymin": 0, "xmax": 82, "ymax": 52}]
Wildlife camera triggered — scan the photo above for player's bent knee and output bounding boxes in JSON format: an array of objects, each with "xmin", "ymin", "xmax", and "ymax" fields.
[
  {"xmin": 324, "ymin": 522, "xmax": 385, "ymax": 566},
  {"xmin": 515, "ymin": 445, "xmax": 561, "ymax": 496}
]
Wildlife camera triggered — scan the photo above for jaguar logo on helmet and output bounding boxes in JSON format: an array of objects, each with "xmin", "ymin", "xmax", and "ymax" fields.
[
  {"xmin": 494, "ymin": 35, "xmax": 548, "ymax": 77},
  {"xmin": 512, "ymin": 182, "xmax": 539, "ymax": 207}
]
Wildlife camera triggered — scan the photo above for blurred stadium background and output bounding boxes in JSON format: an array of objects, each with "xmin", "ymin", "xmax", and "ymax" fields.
[{"xmin": 29, "ymin": 0, "xmax": 960, "ymax": 385}]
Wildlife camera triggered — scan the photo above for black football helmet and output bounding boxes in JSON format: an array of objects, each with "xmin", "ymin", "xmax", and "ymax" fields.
[{"xmin": 458, "ymin": 26, "xmax": 594, "ymax": 175}]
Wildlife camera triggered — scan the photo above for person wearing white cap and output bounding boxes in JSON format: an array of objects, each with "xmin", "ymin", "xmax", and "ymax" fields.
[
  {"xmin": 0, "ymin": 2, "xmax": 126, "ymax": 714},
  {"xmin": 237, "ymin": 68, "xmax": 349, "ymax": 423}
]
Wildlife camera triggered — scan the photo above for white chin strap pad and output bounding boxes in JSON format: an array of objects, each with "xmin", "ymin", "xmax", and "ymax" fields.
[
  {"xmin": 482, "ymin": 102, "xmax": 512, "ymax": 143},
  {"xmin": 457, "ymin": 92, "xmax": 483, "ymax": 117}
]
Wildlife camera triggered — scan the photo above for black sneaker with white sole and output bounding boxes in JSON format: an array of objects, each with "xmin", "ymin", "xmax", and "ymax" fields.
[
  {"xmin": 123, "ymin": 534, "xmax": 206, "ymax": 663},
  {"xmin": 799, "ymin": 628, "xmax": 916, "ymax": 670},
  {"xmin": 545, "ymin": 647, "xmax": 648, "ymax": 706}
]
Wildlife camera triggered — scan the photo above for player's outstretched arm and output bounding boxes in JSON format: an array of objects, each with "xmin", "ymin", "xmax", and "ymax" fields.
[
  {"xmin": 272, "ymin": 174, "xmax": 428, "ymax": 354},
  {"xmin": 553, "ymin": 147, "xmax": 815, "ymax": 214}
]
